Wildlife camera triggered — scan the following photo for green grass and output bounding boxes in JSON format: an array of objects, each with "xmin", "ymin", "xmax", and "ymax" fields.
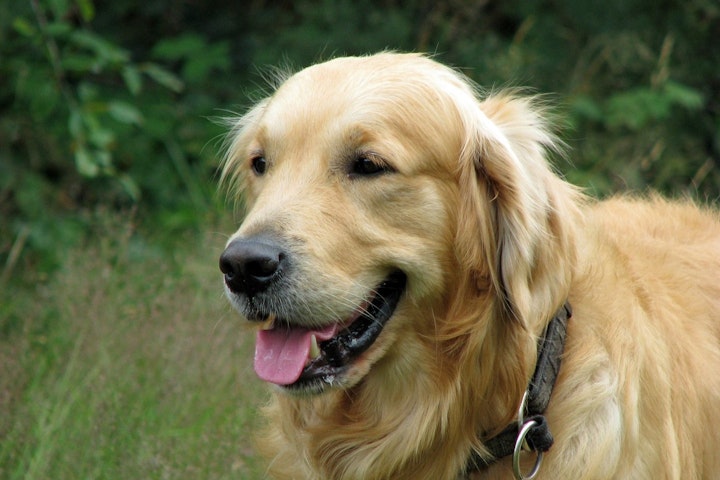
[{"xmin": 0, "ymin": 216, "xmax": 267, "ymax": 479}]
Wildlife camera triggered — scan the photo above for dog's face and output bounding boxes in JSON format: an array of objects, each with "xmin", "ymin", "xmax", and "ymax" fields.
[
  {"xmin": 220, "ymin": 53, "xmax": 574, "ymax": 396},
  {"xmin": 220, "ymin": 55, "xmax": 464, "ymax": 394}
]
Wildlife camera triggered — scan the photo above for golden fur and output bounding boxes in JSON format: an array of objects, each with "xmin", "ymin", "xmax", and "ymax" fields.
[{"xmin": 221, "ymin": 53, "xmax": 720, "ymax": 479}]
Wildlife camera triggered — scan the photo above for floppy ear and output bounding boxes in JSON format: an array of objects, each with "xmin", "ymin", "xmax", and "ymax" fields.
[{"xmin": 455, "ymin": 93, "xmax": 581, "ymax": 329}]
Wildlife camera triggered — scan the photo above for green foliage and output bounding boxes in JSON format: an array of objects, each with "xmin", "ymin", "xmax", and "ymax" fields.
[
  {"xmin": 8, "ymin": 3, "xmax": 179, "ymax": 185},
  {"xmin": 1, "ymin": 0, "xmax": 227, "ymax": 276},
  {"xmin": 152, "ymin": 33, "xmax": 230, "ymax": 84},
  {"xmin": 602, "ymin": 81, "xmax": 704, "ymax": 130},
  {"xmin": 2, "ymin": 0, "xmax": 719, "ymax": 292}
]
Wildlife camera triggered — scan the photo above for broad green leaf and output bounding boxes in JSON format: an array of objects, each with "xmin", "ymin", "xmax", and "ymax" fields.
[
  {"xmin": 76, "ymin": 0, "xmax": 95, "ymax": 22},
  {"xmin": 12, "ymin": 17, "xmax": 36, "ymax": 37},
  {"xmin": 62, "ymin": 54, "xmax": 100, "ymax": 73},
  {"xmin": 45, "ymin": 21, "xmax": 72, "ymax": 37},
  {"xmin": 88, "ymin": 123, "xmax": 115, "ymax": 149},
  {"xmin": 663, "ymin": 81, "xmax": 704, "ymax": 110},
  {"xmin": 141, "ymin": 63, "xmax": 184, "ymax": 93},
  {"xmin": 70, "ymin": 30, "xmax": 129, "ymax": 64},
  {"xmin": 108, "ymin": 101, "xmax": 144, "ymax": 126},
  {"xmin": 75, "ymin": 147, "xmax": 100, "ymax": 177},
  {"xmin": 118, "ymin": 174, "xmax": 141, "ymax": 201},
  {"xmin": 122, "ymin": 66, "xmax": 143, "ymax": 95}
]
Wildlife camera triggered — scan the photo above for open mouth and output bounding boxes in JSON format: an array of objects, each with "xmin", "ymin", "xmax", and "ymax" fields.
[{"xmin": 253, "ymin": 271, "xmax": 407, "ymax": 391}]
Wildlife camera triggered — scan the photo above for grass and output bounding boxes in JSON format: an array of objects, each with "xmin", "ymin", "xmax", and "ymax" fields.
[{"xmin": 0, "ymin": 214, "xmax": 267, "ymax": 479}]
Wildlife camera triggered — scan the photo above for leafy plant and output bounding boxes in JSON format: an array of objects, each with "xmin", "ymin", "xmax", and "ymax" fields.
[
  {"xmin": 1, "ymin": 0, "xmax": 718, "ymax": 279},
  {"xmin": 1, "ymin": 0, "xmax": 228, "ymax": 278},
  {"xmin": 9, "ymin": 1, "xmax": 184, "ymax": 191}
]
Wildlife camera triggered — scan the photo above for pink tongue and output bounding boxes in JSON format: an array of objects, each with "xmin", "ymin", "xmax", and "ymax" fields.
[{"xmin": 254, "ymin": 323, "xmax": 339, "ymax": 385}]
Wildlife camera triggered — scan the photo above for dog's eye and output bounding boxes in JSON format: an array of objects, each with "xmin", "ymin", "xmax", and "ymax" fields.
[
  {"xmin": 351, "ymin": 156, "xmax": 390, "ymax": 177},
  {"xmin": 251, "ymin": 156, "xmax": 267, "ymax": 176}
]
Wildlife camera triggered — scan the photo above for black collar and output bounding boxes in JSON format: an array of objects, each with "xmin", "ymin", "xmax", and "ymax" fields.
[{"xmin": 465, "ymin": 302, "xmax": 572, "ymax": 476}]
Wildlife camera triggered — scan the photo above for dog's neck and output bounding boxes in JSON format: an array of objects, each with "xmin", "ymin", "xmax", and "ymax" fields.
[
  {"xmin": 465, "ymin": 301, "xmax": 572, "ymax": 475},
  {"xmin": 260, "ymin": 295, "xmax": 572, "ymax": 480}
]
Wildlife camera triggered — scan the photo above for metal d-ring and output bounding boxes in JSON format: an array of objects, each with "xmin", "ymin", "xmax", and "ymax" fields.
[
  {"xmin": 517, "ymin": 390, "xmax": 529, "ymax": 430},
  {"xmin": 512, "ymin": 418, "xmax": 543, "ymax": 480}
]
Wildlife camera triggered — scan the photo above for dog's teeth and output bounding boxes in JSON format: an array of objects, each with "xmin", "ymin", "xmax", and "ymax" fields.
[
  {"xmin": 260, "ymin": 314, "xmax": 276, "ymax": 330},
  {"xmin": 309, "ymin": 334, "xmax": 321, "ymax": 359}
]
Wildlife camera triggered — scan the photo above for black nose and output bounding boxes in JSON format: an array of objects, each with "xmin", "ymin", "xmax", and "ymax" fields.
[{"xmin": 219, "ymin": 238, "xmax": 287, "ymax": 296}]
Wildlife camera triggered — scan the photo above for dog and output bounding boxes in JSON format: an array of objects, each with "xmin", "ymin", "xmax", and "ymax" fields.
[{"xmin": 218, "ymin": 52, "xmax": 720, "ymax": 479}]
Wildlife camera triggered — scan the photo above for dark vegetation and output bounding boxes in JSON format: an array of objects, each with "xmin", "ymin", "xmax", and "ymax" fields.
[{"xmin": 2, "ymin": 0, "xmax": 719, "ymax": 279}]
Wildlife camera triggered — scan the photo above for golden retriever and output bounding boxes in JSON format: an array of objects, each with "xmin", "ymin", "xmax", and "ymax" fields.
[{"xmin": 219, "ymin": 52, "xmax": 720, "ymax": 479}]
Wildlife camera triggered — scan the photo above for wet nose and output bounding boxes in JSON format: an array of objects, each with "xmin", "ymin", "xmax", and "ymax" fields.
[{"xmin": 219, "ymin": 238, "xmax": 287, "ymax": 296}]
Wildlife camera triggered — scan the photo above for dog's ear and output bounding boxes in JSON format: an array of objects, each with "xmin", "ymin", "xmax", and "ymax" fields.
[{"xmin": 455, "ymin": 93, "xmax": 581, "ymax": 329}]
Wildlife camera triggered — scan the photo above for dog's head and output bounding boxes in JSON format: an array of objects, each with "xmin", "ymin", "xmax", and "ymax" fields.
[{"xmin": 220, "ymin": 53, "xmax": 579, "ymax": 396}]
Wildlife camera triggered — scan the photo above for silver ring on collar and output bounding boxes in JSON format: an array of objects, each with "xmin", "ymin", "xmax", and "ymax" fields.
[{"xmin": 512, "ymin": 418, "xmax": 543, "ymax": 480}]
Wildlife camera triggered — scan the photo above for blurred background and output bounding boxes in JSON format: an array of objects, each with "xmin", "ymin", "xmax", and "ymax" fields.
[{"xmin": 1, "ymin": 0, "xmax": 718, "ymax": 478}]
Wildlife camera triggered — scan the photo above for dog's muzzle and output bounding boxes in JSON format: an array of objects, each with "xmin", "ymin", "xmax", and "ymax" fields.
[{"xmin": 219, "ymin": 236, "xmax": 407, "ymax": 392}]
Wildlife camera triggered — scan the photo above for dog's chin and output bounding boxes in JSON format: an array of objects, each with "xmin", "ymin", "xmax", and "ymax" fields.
[{"xmin": 254, "ymin": 271, "xmax": 407, "ymax": 396}]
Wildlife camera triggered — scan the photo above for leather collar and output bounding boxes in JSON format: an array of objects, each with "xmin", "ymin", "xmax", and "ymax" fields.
[{"xmin": 465, "ymin": 301, "xmax": 572, "ymax": 476}]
